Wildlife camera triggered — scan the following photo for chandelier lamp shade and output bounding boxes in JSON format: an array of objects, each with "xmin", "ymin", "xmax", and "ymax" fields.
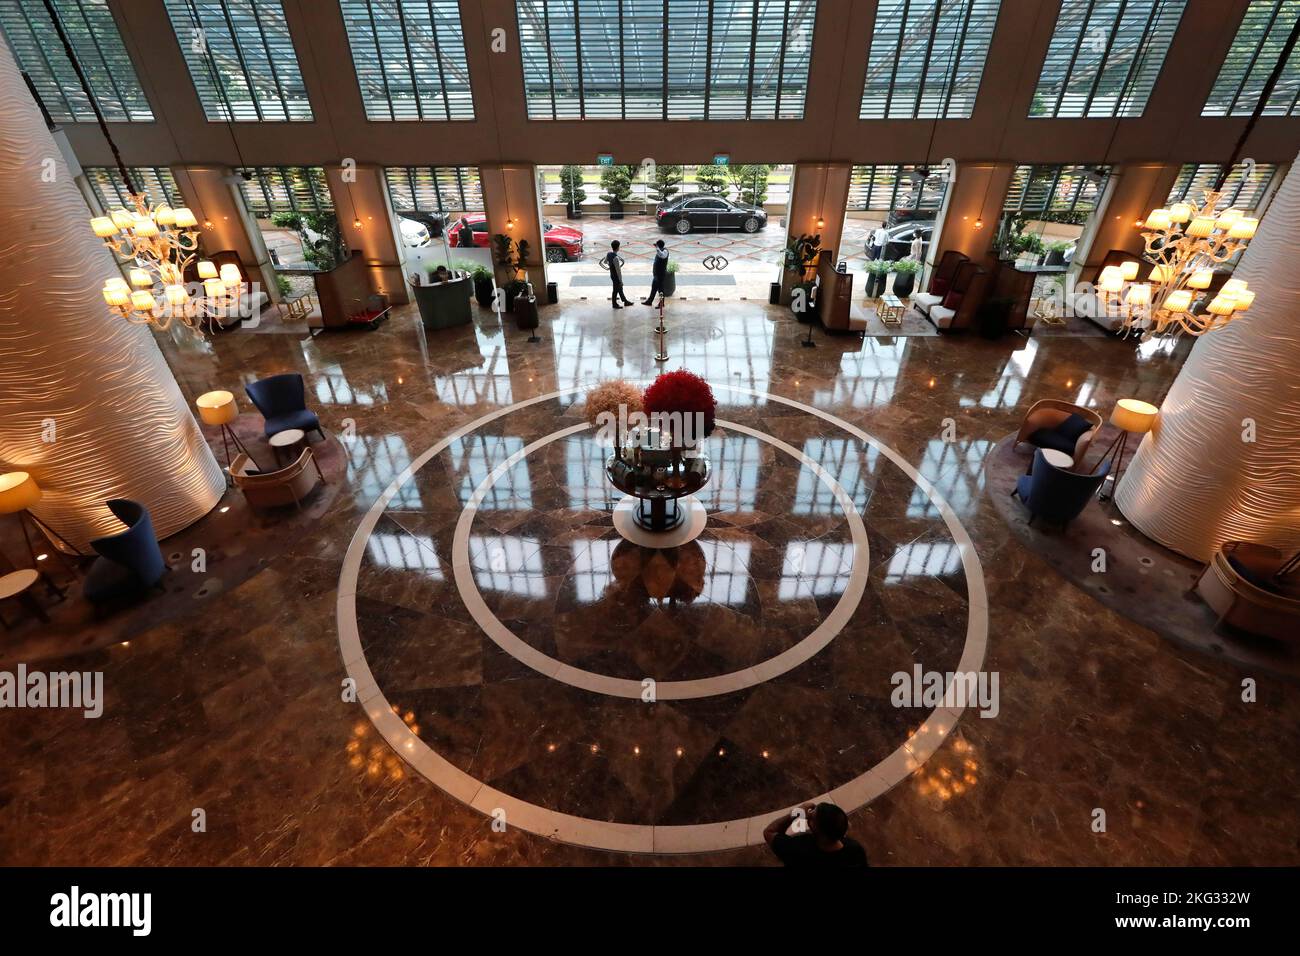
[
  {"xmin": 91, "ymin": 195, "xmax": 242, "ymax": 335},
  {"xmin": 1104, "ymin": 191, "xmax": 1258, "ymax": 339}
]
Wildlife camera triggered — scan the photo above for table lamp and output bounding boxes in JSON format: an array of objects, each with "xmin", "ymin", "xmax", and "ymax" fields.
[
  {"xmin": 1095, "ymin": 398, "xmax": 1159, "ymax": 501},
  {"xmin": 0, "ymin": 471, "xmax": 82, "ymax": 569},
  {"xmin": 195, "ymin": 390, "xmax": 250, "ymax": 481}
]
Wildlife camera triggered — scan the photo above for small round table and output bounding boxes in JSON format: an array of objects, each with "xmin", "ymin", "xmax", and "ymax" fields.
[
  {"xmin": 1041, "ymin": 449, "xmax": 1074, "ymax": 470},
  {"xmin": 0, "ymin": 569, "xmax": 50, "ymax": 627},
  {"xmin": 269, "ymin": 428, "xmax": 306, "ymax": 466}
]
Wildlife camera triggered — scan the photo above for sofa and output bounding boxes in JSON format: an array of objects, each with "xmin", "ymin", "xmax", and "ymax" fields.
[
  {"xmin": 922, "ymin": 260, "xmax": 989, "ymax": 330},
  {"xmin": 912, "ymin": 250, "xmax": 969, "ymax": 317},
  {"xmin": 83, "ymin": 499, "xmax": 166, "ymax": 608},
  {"xmin": 1012, "ymin": 449, "xmax": 1110, "ymax": 529},
  {"xmin": 231, "ymin": 449, "xmax": 325, "ymax": 511},
  {"xmin": 1015, "ymin": 399, "xmax": 1103, "ymax": 465}
]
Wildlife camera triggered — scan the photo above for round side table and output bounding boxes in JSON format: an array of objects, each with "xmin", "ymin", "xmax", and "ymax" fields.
[
  {"xmin": 0, "ymin": 569, "xmax": 50, "ymax": 628},
  {"xmin": 269, "ymin": 427, "xmax": 306, "ymax": 466}
]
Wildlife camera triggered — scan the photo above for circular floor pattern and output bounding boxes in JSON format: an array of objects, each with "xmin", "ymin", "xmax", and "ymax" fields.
[
  {"xmin": 337, "ymin": 384, "xmax": 988, "ymax": 853},
  {"xmin": 450, "ymin": 418, "xmax": 870, "ymax": 699}
]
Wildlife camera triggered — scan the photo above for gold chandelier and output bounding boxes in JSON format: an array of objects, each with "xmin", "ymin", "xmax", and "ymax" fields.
[
  {"xmin": 1101, "ymin": 190, "xmax": 1258, "ymax": 339},
  {"xmin": 91, "ymin": 193, "xmax": 244, "ymax": 335}
]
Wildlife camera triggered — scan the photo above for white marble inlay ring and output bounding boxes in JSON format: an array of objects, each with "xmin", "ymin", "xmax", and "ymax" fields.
[{"xmin": 450, "ymin": 419, "xmax": 869, "ymax": 700}]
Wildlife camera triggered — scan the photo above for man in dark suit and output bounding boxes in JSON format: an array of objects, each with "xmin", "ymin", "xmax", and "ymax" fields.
[{"xmin": 643, "ymin": 240, "xmax": 669, "ymax": 305}]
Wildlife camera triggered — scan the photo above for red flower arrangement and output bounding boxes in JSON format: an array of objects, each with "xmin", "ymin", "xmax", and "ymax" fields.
[{"xmin": 643, "ymin": 369, "xmax": 717, "ymax": 439}]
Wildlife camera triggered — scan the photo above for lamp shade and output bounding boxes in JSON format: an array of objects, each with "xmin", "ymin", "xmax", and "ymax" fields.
[
  {"xmin": 1098, "ymin": 266, "xmax": 1124, "ymax": 292},
  {"xmin": 0, "ymin": 471, "xmax": 41, "ymax": 514},
  {"xmin": 1120, "ymin": 260, "xmax": 1140, "ymax": 281},
  {"xmin": 1168, "ymin": 202, "xmax": 1193, "ymax": 223},
  {"xmin": 195, "ymin": 390, "xmax": 237, "ymax": 426},
  {"xmin": 1144, "ymin": 208, "xmax": 1172, "ymax": 230},
  {"xmin": 218, "ymin": 263, "xmax": 242, "ymax": 285},
  {"xmin": 1187, "ymin": 269, "xmax": 1213, "ymax": 289},
  {"xmin": 1148, "ymin": 263, "xmax": 1174, "ymax": 283},
  {"xmin": 197, "ymin": 260, "xmax": 218, "ymax": 280},
  {"xmin": 1163, "ymin": 289, "xmax": 1193, "ymax": 312},
  {"xmin": 1110, "ymin": 399, "xmax": 1159, "ymax": 435}
]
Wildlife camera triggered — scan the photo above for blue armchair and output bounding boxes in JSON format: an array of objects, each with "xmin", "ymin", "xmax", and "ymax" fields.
[
  {"xmin": 83, "ymin": 499, "xmax": 166, "ymax": 607},
  {"xmin": 1011, "ymin": 450, "xmax": 1110, "ymax": 529},
  {"xmin": 245, "ymin": 373, "xmax": 323, "ymax": 439}
]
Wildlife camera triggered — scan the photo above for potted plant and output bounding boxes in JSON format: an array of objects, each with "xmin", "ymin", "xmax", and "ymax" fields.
[
  {"xmin": 889, "ymin": 257, "xmax": 922, "ymax": 298},
  {"xmin": 780, "ymin": 232, "xmax": 821, "ymax": 306},
  {"xmin": 975, "ymin": 296, "xmax": 1014, "ymax": 339},
  {"xmin": 864, "ymin": 259, "xmax": 891, "ymax": 297},
  {"xmin": 599, "ymin": 165, "xmax": 635, "ymax": 220},
  {"xmin": 559, "ymin": 165, "xmax": 586, "ymax": 219},
  {"xmin": 465, "ymin": 264, "xmax": 493, "ymax": 306},
  {"xmin": 662, "ymin": 260, "xmax": 679, "ymax": 297},
  {"xmin": 1044, "ymin": 240, "xmax": 1071, "ymax": 267}
]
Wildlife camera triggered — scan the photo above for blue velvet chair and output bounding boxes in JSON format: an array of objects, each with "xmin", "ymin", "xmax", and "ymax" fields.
[
  {"xmin": 245, "ymin": 373, "xmax": 323, "ymax": 439},
  {"xmin": 83, "ymin": 499, "xmax": 166, "ymax": 607},
  {"xmin": 1011, "ymin": 450, "xmax": 1110, "ymax": 529}
]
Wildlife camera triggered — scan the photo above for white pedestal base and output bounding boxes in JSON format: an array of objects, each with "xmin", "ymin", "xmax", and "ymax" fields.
[{"xmin": 612, "ymin": 495, "xmax": 707, "ymax": 547}]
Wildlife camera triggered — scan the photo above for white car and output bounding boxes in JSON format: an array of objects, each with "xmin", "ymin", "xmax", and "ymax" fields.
[{"xmin": 399, "ymin": 217, "xmax": 431, "ymax": 248}]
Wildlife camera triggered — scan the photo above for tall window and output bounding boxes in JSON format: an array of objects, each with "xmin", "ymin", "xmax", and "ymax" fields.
[
  {"xmin": 846, "ymin": 165, "xmax": 949, "ymax": 213},
  {"xmin": 338, "ymin": 0, "xmax": 474, "ymax": 120},
  {"xmin": 0, "ymin": 0, "xmax": 152, "ymax": 121},
  {"xmin": 238, "ymin": 166, "xmax": 332, "ymax": 216},
  {"xmin": 1004, "ymin": 164, "xmax": 1110, "ymax": 214},
  {"xmin": 1204, "ymin": 0, "xmax": 1300, "ymax": 116},
  {"xmin": 85, "ymin": 167, "xmax": 185, "ymax": 209},
  {"xmin": 516, "ymin": 0, "xmax": 817, "ymax": 120},
  {"xmin": 859, "ymin": 0, "xmax": 1000, "ymax": 119},
  {"xmin": 1166, "ymin": 162, "xmax": 1279, "ymax": 213},
  {"xmin": 163, "ymin": 0, "xmax": 312, "ymax": 121},
  {"xmin": 385, "ymin": 167, "xmax": 484, "ymax": 213},
  {"xmin": 1031, "ymin": 0, "xmax": 1185, "ymax": 118}
]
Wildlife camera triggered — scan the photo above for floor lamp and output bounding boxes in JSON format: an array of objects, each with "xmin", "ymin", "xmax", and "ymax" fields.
[
  {"xmin": 196, "ymin": 390, "xmax": 250, "ymax": 482},
  {"xmin": 1095, "ymin": 398, "xmax": 1159, "ymax": 501},
  {"xmin": 0, "ymin": 471, "xmax": 81, "ymax": 575}
]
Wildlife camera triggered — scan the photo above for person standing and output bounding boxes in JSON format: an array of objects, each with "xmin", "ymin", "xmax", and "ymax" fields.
[
  {"xmin": 643, "ymin": 239, "xmax": 669, "ymax": 305},
  {"xmin": 869, "ymin": 224, "xmax": 889, "ymax": 260},
  {"xmin": 605, "ymin": 240, "xmax": 633, "ymax": 309},
  {"xmin": 909, "ymin": 231, "xmax": 924, "ymax": 264}
]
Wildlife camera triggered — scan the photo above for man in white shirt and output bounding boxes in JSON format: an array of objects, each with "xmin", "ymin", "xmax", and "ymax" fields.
[{"xmin": 869, "ymin": 225, "xmax": 889, "ymax": 260}]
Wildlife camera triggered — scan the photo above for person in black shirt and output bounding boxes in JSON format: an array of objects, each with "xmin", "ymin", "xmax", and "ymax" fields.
[
  {"xmin": 763, "ymin": 802, "xmax": 868, "ymax": 867},
  {"xmin": 643, "ymin": 239, "xmax": 669, "ymax": 305},
  {"xmin": 605, "ymin": 240, "xmax": 633, "ymax": 309}
]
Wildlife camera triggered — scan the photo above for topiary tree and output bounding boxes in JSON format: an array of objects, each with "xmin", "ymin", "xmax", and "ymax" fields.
[
  {"xmin": 730, "ymin": 164, "xmax": 772, "ymax": 206},
  {"xmin": 650, "ymin": 164, "xmax": 683, "ymax": 204},
  {"xmin": 694, "ymin": 164, "xmax": 728, "ymax": 196},
  {"xmin": 558, "ymin": 165, "xmax": 587, "ymax": 215},
  {"xmin": 599, "ymin": 165, "xmax": 635, "ymax": 207}
]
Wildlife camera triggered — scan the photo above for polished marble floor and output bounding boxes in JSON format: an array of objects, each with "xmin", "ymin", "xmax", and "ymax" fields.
[{"xmin": 2, "ymin": 298, "xmax": 1297, "ymax": 865}]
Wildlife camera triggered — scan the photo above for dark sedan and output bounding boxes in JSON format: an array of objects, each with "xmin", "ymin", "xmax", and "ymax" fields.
[{"xmin": 656, "ymin": 195, "xmax": 768, "ymax": 234}]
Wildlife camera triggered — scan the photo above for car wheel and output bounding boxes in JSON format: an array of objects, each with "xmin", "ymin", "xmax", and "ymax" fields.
[
  {"xmin": 545, "ymin": 246, "xmax": 566, "ymax": 263},
  {"xmin": 675, "ymin": 218, "xmax": 692, "ymax": 234},
  {"xmin": 743, "ymin": 217, "xmax": 760, "ymax": 233}
]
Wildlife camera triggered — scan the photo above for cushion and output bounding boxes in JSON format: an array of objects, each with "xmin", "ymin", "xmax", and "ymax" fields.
[
  {"xmin": 1056, "ymin": 413, "xmax": 1093, "ymax": 443},
  {"xmin": 931, "ymin": 277, "xmax": 950, "ymax": 297},
  {"xmin": 930, "ymin": 305, "xmax": 957, "ymax": 328},
  {"xmin": 1026, "ymin": 426, "xmax": 1078, "ymax": 455},
  {"xmin": 913, "ymin": 292, "xmax": 942, "ymax": 313},
  {"xmin": 264, "ymin": 408, "xmax": 320, "ymax": 436},
  {"xmin": 942, "ymin": 290, "xmax": 964, "ymax": 311}
]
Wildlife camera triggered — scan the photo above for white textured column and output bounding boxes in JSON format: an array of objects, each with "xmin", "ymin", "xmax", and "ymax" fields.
[
  {"xmin": 0, "ymin": 42, "xmax": 224, "ymax": 551},
  {"xmin": 1115, "ymin": 152, "xmax": 1300, "ymax": 562}
]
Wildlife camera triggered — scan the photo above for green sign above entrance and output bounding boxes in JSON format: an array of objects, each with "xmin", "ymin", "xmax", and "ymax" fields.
[
  {"xmin": 713, "ymin": 154, "xmax": 729, "ymax": 166},
  {"xmin": 597, "ymin": 154, "xmax": 614, "ymax": 166}
]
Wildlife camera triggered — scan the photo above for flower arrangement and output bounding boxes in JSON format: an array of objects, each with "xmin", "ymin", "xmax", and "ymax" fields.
[
  {"xmin": 643, "ymin": 369, "xmax": 717, "ymax": 440},
  {"xmin": 585, "ymin": 379, "xmax": 643, "ymax": 428}
]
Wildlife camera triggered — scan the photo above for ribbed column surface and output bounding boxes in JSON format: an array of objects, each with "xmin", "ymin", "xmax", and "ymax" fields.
[
  {"xmin": 0, "ymin": 43, "xmax": 224, "ymax": 551},
  {"xmin": 1115, "ymin": 151, "xmax": 1300, "ymax": 562}
]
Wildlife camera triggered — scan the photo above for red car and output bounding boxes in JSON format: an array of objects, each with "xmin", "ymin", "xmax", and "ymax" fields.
[{"xmin": 449, "ymin": 214, "xmax": 583, "ymax": 262}]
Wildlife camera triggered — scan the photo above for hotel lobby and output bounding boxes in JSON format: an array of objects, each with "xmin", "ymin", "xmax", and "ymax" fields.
[{"xmin": 0, "ymin": 0, "xmax": 1298, "ymax": 879}]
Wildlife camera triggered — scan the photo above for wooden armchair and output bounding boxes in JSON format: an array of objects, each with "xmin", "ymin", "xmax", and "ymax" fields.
[
  {"xmin": 913, "ymin": 250, "xmax": 969, "ymax": 317},
  {"xmin": 1015, "ymin": 399, "xmax": 1104, "ymax": 464},
  {"xmin": 231, "ymin": 448, "xmax": 325, "ymax": 511},
  {"xmin": 926, "ymin": 261, "xmax": 989, "ymax": 330}
]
